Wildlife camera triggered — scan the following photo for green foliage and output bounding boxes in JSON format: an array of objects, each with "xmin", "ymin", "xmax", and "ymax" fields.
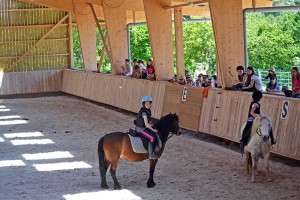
[
  {"xmin": 183, "ymin": 22, "xmax": 216, "ymax": 75},
  {"xmin": 129, "ymin": 22, "xmax": 216, "ymax": 76},
  {"xmin": 247, "ymin": 12, "xmax": 300, "ymax": 70}
]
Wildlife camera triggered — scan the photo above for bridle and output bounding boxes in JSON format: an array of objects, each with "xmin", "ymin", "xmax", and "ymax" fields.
[{"xmin": 256, "ymin": 117, "xmax": 271, "ymax": 141}]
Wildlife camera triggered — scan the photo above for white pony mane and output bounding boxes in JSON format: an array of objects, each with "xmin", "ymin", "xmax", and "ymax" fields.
[{"xmin": 251, "ymin": 114, "xmax": 272, "ymax": 137}]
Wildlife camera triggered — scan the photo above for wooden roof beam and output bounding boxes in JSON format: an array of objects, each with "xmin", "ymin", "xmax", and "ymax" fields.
[{"xmin": 164, "ymin": 0, "xmax": 208, "ymax": 10}]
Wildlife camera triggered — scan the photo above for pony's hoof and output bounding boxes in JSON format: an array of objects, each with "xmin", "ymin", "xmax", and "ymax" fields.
[
  {"xmin": 147, "ymin": 181, "xmax": 156, "ymax": 188},
  {"xmin": 101, "ymin": 183, "xmax": 109, "ymax": 189},
  {"xmin": 266, "ymin": 178, "xmax": 272, "ymax": 182},
  {"xmin": 251, "ymin": 179, "xmax": 255, "ymax": 183},
  {"xmin": 114, "ymin": 184, "xmax": 122, "ymax": 190}
]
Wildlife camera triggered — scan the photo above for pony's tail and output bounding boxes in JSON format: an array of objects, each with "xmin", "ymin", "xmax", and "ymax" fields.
[{"xmin": 98, "ymin": 137, "xmax": 106, "ymax": 180}]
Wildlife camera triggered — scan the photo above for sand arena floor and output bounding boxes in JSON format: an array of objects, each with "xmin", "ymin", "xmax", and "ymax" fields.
[{"xmin": 0, "ymin": 95, "xmax": 299, "ymax": 200}]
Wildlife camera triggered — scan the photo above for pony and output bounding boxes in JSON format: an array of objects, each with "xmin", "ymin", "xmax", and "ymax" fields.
[
  {"xmin": 241, "ymin": 114, "xmax": 272, "ymax": 183},
  {"xmin": 98, "ymin": 113, "xmax": 181, "ymax": 189}
]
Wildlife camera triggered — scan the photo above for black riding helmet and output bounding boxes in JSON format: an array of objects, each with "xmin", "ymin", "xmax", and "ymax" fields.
[{"xmin": 252, "ymin": 90, "xmax": 263, "ymax": 101}]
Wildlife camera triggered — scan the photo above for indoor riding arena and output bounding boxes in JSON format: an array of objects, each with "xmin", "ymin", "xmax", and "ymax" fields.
[{"xmin": 1, "ymin": 1, "xmax": 300, "ymax": 200}]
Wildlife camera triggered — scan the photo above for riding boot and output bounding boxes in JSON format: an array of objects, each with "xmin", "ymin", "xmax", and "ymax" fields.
[
  {"xmin": 148, "ymin": 142, "xmax": 158, "ymax": 160},
  {"xmin": 270, "ymin": 128, "xmax": 276, "ymax": 145}
]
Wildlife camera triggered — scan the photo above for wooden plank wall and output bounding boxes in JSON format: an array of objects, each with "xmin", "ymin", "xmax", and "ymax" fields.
[
  {"xmin": 199, "ymin": 89, "xmax": 300, "ymax": 160},
  {"xmin": 61, "ymin": 70, "xmax": 165, "ymax": 119},
  {"xmin": 161, "ymin": 84, "xmax": 204, "ymax": 131},
  {"xmin": 0, "ymin": 0, "xmax": 70, "ymax": 72},
  {"xmin": 0, "ymin": 70, "xmax": 62, "ymax": 95}
]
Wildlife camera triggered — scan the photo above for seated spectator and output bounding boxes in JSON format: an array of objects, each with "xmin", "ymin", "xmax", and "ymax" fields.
[
  {"xmin": 232, "ymin": 65, "xmax": 248, "ymax": 90},
  {"xmin": 201, "ymin": 75, "xmax": 209, "ymax": 87},
  {"xmin": 265, "ymin": 66, "xmax": 277, "ymax": 80},
  {"xmin": 282, "ymin": 86, "xmax": 292, "ymax": 97},
  {"xmin": 168, "ymin": 77, "xmax": 179, "ymax": 84},
  {"xmin": 266, "ymin": 76, "xmax": 281, "ymax": 93},
  {"xmin": 186, "ymin": 78, "xmax": 194, "ymax": 86},
  {"xmin": 120, "ymin": 59, "xmax": 132, "ymax": 77},
  {"xmin": 242, "ymin": 67, "xmax": 263, "ymax": 92},
  {"xmin": 291, "ymin": 66, "xmax": 300, "ymax": 98},
  {"xmin": 178, "ymin": 75, "xmax": 186, "ymax": 85},
  {"xmin": 212, "ymin": 75, "xmax": 218, "ymax": 88},
  {"xmin": 207, "ymin": 78, "xmax": 212, "ymax": 87},
  {"xmin": 138, "ymin": 60, "xmax": 147, "ymax": 79},
  {"xmin": 195, "ymin": 78, "xmax": 202, "ymax": 87},
  {"xmin": 146, "ymin": 59, "xmax": 156, "ymax": 80},
  {"xmin": 132, "ymin": 64, "xmax": 142, "ymax": 78}
]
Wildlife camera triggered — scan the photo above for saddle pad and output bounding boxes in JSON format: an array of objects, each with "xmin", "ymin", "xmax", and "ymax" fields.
[{"xmin": 128, "ymin": 135, "xmax": 161, "ymax": 154}]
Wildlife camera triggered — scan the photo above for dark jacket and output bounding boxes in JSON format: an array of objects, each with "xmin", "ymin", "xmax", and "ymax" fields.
[{"xmin": 134, "ymin": 107, "xmax": 151, "ymax": 128}]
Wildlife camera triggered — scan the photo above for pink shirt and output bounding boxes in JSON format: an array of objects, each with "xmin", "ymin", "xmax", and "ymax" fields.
[{"xmin": 292, "ymin": 77, "xmax": 300, "ymax": 95}]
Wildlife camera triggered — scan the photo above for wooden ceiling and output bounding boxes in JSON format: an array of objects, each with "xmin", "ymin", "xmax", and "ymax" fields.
[{"xmin": 22, "ymin": 0, "xmax": 274, "ymax": 22}]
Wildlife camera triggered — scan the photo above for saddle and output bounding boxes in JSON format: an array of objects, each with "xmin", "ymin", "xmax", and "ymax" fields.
[{"xmin": 128, "ymin": 128, "xmax": 162, "ymax": 154}]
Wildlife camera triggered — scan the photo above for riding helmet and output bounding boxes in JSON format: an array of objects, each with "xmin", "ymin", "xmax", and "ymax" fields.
[
  {"xmin": 141, "ymin": 96, "xmax": 153, "ymax": 103},
  {"xmin": 252, "ymin": 90, "xmax": 263, "ymax": 101}
]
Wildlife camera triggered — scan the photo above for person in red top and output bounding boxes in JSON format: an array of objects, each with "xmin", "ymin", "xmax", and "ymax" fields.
[
  {"xmin": 146, "ymin": 59, "xmax": 156, "ymax": 80},
  {"xmin": 291, "ymin": 67, "xmax": 300, "ymax": 98}
]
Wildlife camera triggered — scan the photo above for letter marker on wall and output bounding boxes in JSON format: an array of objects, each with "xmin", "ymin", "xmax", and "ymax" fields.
[
  {"xmin": 182, "ymin": 87, "xmax": 187, "ymax": 101},
  {"xmin": 281, "ymin": 100, "xmax": 290, "ymax": 120}
]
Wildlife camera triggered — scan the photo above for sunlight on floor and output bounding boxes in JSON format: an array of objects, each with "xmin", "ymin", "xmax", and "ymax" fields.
[
  {"xmin": 22, "ymin": 151, "xmax": 74, "ymax": 160},
  {"xmin": 63, "ymin": 190, "xmax": 142, "ymax": 200},
  {"xmin": 0, "ymin": 108, "xmax": 11, "ymax": 112},
  {"xmin": 4, "ymin": 131, "xmax": 44, "ymax": 138},
  {"xmin": 0, "ymin": 137, "xmax": 4, "ymax": 142},
  {"xmin": 0, "ymin": 160, "xmax": 26, "ymax": 167},
  {"xmin": 11, "ymin": 139, "xmax": 54, "ymax": 145},
  {"xmin": 33, "ymin": 161, "xmax": 92, "ymax": 171},
  {"xmin": 0, "ymin": 115, "xmax": 21, "ymax": 120},
  {"xmin": 0, "ymin": 105, "xmax": 6, "ymax": 108},
  {"xmin": 0, "ymin": 119, "xmax": 28, "ymax": 125}
]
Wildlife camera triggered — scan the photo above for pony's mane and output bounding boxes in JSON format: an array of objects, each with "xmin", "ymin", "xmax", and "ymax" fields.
[
  {"xmin": 251, "ymin": 114, "xmax": 271, "ymax": 137},
  {"xmin": 154, "ymin": 113, "xmax": 178, "ymax": 144}
]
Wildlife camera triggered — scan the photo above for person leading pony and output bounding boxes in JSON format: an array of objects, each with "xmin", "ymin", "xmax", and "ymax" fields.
[
  {"xmin": 240, "ymin": 91, "xmax": 276, "ymax": 153},
  {"xmin": 134, "ymin": 96, "xmax": 159, "ymax": 159}
]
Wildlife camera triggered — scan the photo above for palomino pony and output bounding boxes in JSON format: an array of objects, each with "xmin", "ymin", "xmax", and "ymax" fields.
[
  {"xmin": 98, "ymin": 113, "xmax": 181, "ymax": 189},
  {"xmin": 241, "ymin": 114, "xmax": 272, "ymax": 183}
]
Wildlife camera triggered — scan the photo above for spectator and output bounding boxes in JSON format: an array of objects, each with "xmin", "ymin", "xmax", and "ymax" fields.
[
  {"xmin": 132, "ymin": 59, "xmax": 138, "ymax": 67},
  {"xmin": 138, "ymin": 60, "xmax": 147, "ymax": 79},
  {"xmin": 265, "ymin": 66, "xmax": 277, "ymax": 80},
  {"xmin": 186, "ymin": 78, "xmax": 194, "ymax": 86},
  {"xmin": 178, "ymin": 75, "xmax": 186, "ymax": 85},
  {"xmin": 195, "ymin": 79, "xmax": 202, "ymax": 87},
  {"xmin": 132, "ymin": 64, "xmax": 142, "ymax": 78},
  {"xmin": 201, "ymin": 75, "xmax": 209, "ymax": 87},
  {"xmin": 291, "ymin": 66, "xmax": 300, "ymax": 98},
  {"xmin": 282, "ymin": 86, "xmax": 292, "ymax": 97},
  {"xmin": 266, "ymin": 76, "xmax": 281, "ymax": 93},
  {"xmin": 185, "ymin": 71, "xmax": 195, "ymax": 85},
  {"xmin": 120, "ymin": 59, "xmax": 132, "ymax": 77},
  {"xmin": 168, "ymin": 77, "xmax": 179, "ymax": 84},
  {"xmin": 146, "ymin": 59, "xmax": 156, "ymax": 80},
  {"xmin": 242, "ymin": 67, "xmax": 263, "ymax": 92},
  {"xmin": 232, "ymin": 66, "xmax": 248, "ymax": 90}
]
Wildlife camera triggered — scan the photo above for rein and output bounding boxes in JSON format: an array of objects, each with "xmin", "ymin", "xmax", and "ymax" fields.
[{"xmin": 166, "ymin": 133, "xmax": 174, "ymax": 142}]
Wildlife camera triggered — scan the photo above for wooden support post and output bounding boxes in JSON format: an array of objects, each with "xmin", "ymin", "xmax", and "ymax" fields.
[
  {"xmin": 144, "ymin": 0, "xmax": 174, "ymax": 81},
  {"xmin": 68, "ymin": 13, "xmax": 74, "ymax": 68},
  {"xmin": 174, "ymin": 7, "xmax": 185, "ymax": 77},
  {"xmin": 73, "ymin": 2, "xmax": 97, "ymax": 72},
  {"xmin": 209, "ymin": 0, "xmax": 245, "ymax": 88},
  {"xmin": 102, "ymin": 0, "xmax": 128, "ymax": 75},
  {"xmin": 89, "ymin": 3, "xmax": 112, "ymax": 65},
  {"xmin": 4, "ymin": 14, "xmax": 69, "ymax": 73},
  {"xmin": 98, "ymin": 34, "xmax": 109, "ymax": 72}
]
